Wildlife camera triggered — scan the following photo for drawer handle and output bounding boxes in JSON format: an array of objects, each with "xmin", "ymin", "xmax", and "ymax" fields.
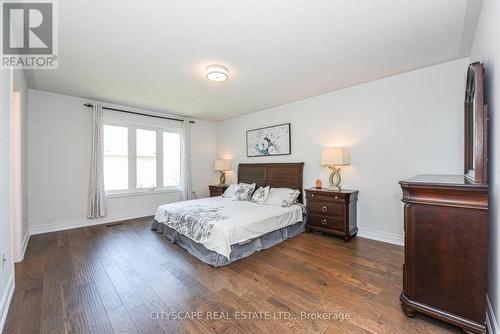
[
  {"xmin": 321, "ymin": 206, "xmax": 328, "ymax": 212},
  {"xmin": 311, "ymin": 194, "xmax": 315, "ymax": 197},
  {"xmin": 321, "ymin": 219, "xmax": 328, "ymax": 225},
  {"xmin": 334, "ymin": 196, "xmax": 339, "ymax": 199}
]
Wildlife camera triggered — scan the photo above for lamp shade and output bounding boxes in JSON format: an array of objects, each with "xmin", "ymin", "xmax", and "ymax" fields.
[
  {"xmin": 321, "ymin": 147, "xmax": 350, "ymax": 166},
  {"xmin": 214, "ymin": 159, "xmax": 232, "ymax": 171}
]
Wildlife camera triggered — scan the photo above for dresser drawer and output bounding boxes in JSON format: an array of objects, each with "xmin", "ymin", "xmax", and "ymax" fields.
[
  {"xmin": 306, "ymin": 192, "xmax": 345, "ymax": 203},
  {"xmin": 308, "ymin": 201, "xmax": 344, "ymax": 217},
  {"xmin": 308, "ymin": 214, "xmax": 344, "ymax": 230}
]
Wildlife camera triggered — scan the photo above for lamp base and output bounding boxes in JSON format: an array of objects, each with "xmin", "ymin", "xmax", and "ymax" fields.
[
  {"xmin": 328, "ymin": 166, "xmax": 342, "ymax": 190},
  {"xmin": 219, "ymin": 171, "xmax": 226, "ymax": 186}
]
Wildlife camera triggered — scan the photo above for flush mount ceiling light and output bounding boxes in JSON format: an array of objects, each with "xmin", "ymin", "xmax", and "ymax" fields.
[{"xmin": 206, "ymin": 65, "xmax": 229, "ymax": 82}]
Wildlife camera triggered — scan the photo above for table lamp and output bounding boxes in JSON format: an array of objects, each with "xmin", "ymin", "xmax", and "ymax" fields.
[
  {"xmin": 320, "ymin": 147, "xmax": 350, "ymax": 190},
  {"xmin": 214, "ymin": 159, "xmax": 232, "ymax": 185}
]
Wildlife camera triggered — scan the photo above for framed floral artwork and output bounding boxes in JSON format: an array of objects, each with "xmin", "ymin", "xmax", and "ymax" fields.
[{"xmin": 246, "ymin": 123, "xmax": 291, "ymax": 157}]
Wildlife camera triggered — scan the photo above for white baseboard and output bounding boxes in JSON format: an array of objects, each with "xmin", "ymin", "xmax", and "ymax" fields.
[
  {"xmin": 487, "ymin": 295, "xmax": 499, "ymax": 334},
  {"xmin": 0, "ymin": 274, "xmax": 15, "ymax": 333},
  {"xmin": 31, "ymin": 213, "xmax": 404, "ymax": 246},
  {"xmin": 357, "ymin": 227, "xmax": 404, "ymax": 246},
  {"xmin": 30, "ymin": 209, "xmax": 156, "ymax": 235}
]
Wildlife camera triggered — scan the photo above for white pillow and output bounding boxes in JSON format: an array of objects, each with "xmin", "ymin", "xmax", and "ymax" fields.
[
  {"xmin": 264, "ymin": 188, "xmax": 301, "ymax": 207},
  {"xmin": 234, "ymin": 183, "xmax": 256, "ymax": 201},
  {"xmin": 251, "ymin": 186, "xmax": 270, "ymax": 205},
  {"xmin": 222, "ymin": 184, "xmax": 239, "ymax": 198}
]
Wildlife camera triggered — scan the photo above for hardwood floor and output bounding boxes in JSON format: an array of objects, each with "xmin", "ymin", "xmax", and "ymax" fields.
[{"xmin": 3, "ymin": 217, "xmax": 461, "ymax": 334}]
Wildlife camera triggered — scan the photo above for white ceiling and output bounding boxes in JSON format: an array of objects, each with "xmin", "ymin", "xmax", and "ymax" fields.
[{"xmin": 26, "ymin": 0, "xmax": 482, "ymax": 121}]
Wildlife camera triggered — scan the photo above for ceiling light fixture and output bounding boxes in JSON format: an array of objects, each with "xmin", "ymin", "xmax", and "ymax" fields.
[{"xmin": 206, "ymin": 65, "xmax": 229, "ymax": 82}]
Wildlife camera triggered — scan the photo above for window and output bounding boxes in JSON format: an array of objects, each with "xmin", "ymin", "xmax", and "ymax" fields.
[
  {"xmin": 163, "ymin": 132, "xmax": 181, "ymax": 187},
  {"xmin": 104, "ymin": 125, "xmax": 128, "ymax": 191},
  {"xmin": 136, "ymin": 129, "xmax": 157, "ymax": 189},
  {"xmin": 103, "ymin": 117, "xmax": 182, "ymax": 195}
]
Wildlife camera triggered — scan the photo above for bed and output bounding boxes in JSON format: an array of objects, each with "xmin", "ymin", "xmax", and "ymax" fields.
[{"xmin": 152, "ymin": 163, "xmax": 306, "ymax": 266}]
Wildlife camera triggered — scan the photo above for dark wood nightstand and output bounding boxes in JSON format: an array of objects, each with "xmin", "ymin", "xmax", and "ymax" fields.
[
  {"xmin": 209, "ymin": 184, "xmax": 229, "ymax": 197},
  {"xmin": 305, "ymin": 188, "xmax": 358, "ymax": 241}
]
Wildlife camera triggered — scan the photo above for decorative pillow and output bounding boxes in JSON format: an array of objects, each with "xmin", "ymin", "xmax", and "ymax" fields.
[
  {"xmin": 239, "ymin": 182, "xmax": 256, "ymax": 191},
  {"xmin": 234, "ymin": 183, "xmax": 256, "ymax": 201},
  {"xmin": 251, "ymin": 186, "xmax": 270, "ymax": 205},
  {"xmin": 264, "ymin": 188, "xmax": 301, "ymax": 207},
  {"xmin": 282, "ymin": 189, "xmax": 301, "ymax": 207},
  {"xmin": 222, "ymin": 184, "xmax": 239, "ymax": 198}
]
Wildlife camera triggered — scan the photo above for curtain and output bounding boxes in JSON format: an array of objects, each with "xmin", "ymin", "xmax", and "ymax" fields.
[
  {"xmin": 87, "ymin": 103, "xmax": 107, "ymax": 218},
  {"xmin": 182, "ymin": 119, "xmax": 193, "ymax": 200}
]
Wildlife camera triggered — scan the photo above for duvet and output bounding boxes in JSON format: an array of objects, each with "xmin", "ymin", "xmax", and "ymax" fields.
[{"xmin": 154, "ymin": 196, "xmax": 303, "ymax": 259}]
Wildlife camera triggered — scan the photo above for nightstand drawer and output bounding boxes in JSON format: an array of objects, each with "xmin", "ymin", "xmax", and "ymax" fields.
[
  {"xmin": 308, "ymin": 201, "xmax": 344, "ymax": 217},
  {"xmin": 306, "ymin": 192, "xmax": 345, "ymax": 203},
  {"xmin": 209, "ymin": 185, "xmax": 229, "ymax": 197},
  {"xmin": 210, "ymin": 189, "xmax": 224, "ymax": 196},
  {"xmin": 308, "ymin": 215, "xmax": 344, "ymax": 230}
]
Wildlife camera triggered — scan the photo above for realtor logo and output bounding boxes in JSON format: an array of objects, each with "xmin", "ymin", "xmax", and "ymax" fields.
[{"xmin": 1, "ymin": 0, "xmax": 58, "ymax": 69}]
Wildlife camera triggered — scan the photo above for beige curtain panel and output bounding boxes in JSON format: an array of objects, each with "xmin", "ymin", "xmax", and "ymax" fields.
[{"xmin": 87, "ymin": 103, "xmax": 107, "ymax": 218}]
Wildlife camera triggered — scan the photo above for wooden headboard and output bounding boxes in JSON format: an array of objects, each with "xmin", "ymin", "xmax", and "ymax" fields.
[{"xmin": 237, "ymin": 163, "xmax": 305, "ymax": 203}]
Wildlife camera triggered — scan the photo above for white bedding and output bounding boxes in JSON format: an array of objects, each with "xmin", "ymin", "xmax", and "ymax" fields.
[{"xmin": 154, "ymin": 196, "xmax": 303, "ymax": 259}]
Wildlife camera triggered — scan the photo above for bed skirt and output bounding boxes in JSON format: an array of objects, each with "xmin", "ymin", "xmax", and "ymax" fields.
[{"xmin": 151, "ymin": 220, "xmax": 306, "ymax": 267}]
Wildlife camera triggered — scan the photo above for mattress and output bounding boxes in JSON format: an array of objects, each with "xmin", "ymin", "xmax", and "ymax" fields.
[{"xmin": 153, "ymin": 196, "xmax": 304, "ymax": 259}]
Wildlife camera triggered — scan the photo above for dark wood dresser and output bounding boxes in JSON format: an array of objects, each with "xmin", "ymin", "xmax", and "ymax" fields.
[
  {"xmin": 304, "ymin": 188, "xmax": 358, "ymax": 241},
  {"xmin": 208, "ymin": 184, "xmax": 228, "ymax": 197},
  {"xmin": 400, "ymin": 175, "xmax": 488, "ymax": 334}
]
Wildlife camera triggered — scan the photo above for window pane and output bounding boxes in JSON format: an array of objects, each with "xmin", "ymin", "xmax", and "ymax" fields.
[
  {"xmin": 163, "ymin": 132, "xmax": 181, "ymax": 187},
  {"xmin": 137, "ymin": 129, "xmax": 156, "ymax": 189},
  {"xmin": 104, "ymin": 125, "xmax": 128, "ymax": 191}
]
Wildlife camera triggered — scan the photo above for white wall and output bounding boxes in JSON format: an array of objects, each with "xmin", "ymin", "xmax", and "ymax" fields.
[
  {"xmin": 216, "ymin": 58, "xmax": 468, "ymax": 244},
  {"xmin": 27, "ymin": 90, "xmax": 217, "ymax": 234},
  {"xmin": 470, "ymin": 0, "xmax": 500, "ymax": 331},
  {"xmin": 0, "ymin": 69, "xmax": 14, "ymax": 332}
]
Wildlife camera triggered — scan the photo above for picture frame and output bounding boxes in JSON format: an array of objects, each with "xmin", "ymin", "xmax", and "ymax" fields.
[{"xmin": 246, "ymin": 123, "xmax": 291, "ymax": 157}]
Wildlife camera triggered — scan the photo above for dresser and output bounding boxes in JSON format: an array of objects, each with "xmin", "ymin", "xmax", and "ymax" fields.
[
  {"xmin": 398, "ymin": 62, "xmax": 489, "ymax": 334},
  {"xmin": 400, "ymin": 175, "xmax": 488, "ymax": 334},
  {"xmin": 304, "ymin": 188, "xmax": 358, "ymax": 241},
  {"xmin": 208, "ymin": 184, "xmax": 228, "ymax": 197}
]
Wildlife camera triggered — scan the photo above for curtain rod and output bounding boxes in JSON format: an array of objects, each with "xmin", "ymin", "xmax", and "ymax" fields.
[{"xmin": 83, "ymin": 103, "xmax": 195, "ymax": 124}]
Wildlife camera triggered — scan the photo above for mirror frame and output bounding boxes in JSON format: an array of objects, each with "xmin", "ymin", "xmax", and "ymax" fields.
[{"xmin": 464, "ymin": 62, "xmax": 488, "ymax": 184}]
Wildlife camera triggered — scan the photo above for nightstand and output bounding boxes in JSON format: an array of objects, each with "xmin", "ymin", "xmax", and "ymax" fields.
[
  {"xmin": 305, "ymin": 188, "xmax": 358, "ymax": 241},
  {"xmin": 209, "ymin": 184, "xmax": 229, "ymax": 197}
]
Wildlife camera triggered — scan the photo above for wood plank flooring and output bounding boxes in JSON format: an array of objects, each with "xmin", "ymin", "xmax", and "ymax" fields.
[{"xmin": 3, "ymin": 217, "xmax": 461, "ymax": 334}]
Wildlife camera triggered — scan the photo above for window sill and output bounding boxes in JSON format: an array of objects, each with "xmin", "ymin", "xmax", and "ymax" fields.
[{"xmin": 106, "ymin": 188, "xmax": 182, "ymax": 199}]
